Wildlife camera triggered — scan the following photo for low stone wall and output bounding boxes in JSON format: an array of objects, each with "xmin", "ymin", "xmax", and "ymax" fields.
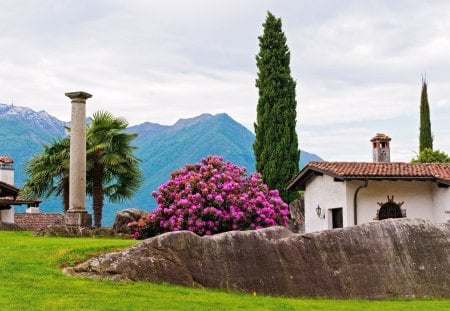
[
  {"xmin": 14, "ymin": 213, "xmax": 64, "ymax": 231},
  {"xmin": 36, "ymin": 225, "xmax": 130, "ymax": 238},
  {"xmin": 0, "ymin": 221, "xmax": 23, "ymax": 231}
]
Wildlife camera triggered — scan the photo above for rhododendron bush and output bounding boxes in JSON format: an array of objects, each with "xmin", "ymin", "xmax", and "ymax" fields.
[{"xmin": 130, "ymin": 156, "xmax": 289, "ymax": 239}]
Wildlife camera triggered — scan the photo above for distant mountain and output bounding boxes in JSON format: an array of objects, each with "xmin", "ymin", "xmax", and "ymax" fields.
[
  {"xmin": 0, "ymin": 103, "xmax": 323, "ymax": 225},
  {"xmin": 129, "ymin": 113, "xmax": 256, "ymax": 209},
  {"xmin": 127, "ymin": 122, "xmax": 169, "ymax": 140},
  {"xmin": 0, "ymin": 104, "xmax": 66, "ymax": 137},
  {"xmin": 0, "ymin": 104, "xmax": 65, "ymax": 186}
]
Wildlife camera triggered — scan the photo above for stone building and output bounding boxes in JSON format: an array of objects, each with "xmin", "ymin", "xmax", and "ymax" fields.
[{"xmin": 287, "ymin": 134, "xmax": 450, "ymax": 233}]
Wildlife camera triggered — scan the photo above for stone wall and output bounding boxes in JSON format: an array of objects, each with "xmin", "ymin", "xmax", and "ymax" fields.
[{"xmin": 15, "ymin": 213, "xmax": 64, "ymax": 231}]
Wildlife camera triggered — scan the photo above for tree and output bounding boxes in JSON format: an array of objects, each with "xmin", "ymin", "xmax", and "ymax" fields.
[
  {"xmin": 411, "ymin": 148, "xmax": 449, "ymax": 163},
  {"xmin": 22, "ymin": 138, "xmax": 70, "ymax": 211},
  {"xmin": 87, "ymin": 111, "xmax": 143, "ymax": 227},
  {"xmin": 253, "ymin": 11, "xmax": 299, "ymax": 203},
  {"xmin": 419, "ymin": 78, "xmax": 433, "ymax": 151},
  {"xmin": 23, "ymin": 111, "xmax": 142, "ymax": 227},
  {"xmin": 129, "ymin": 156, "xmax": 289, "ymax": 239}
]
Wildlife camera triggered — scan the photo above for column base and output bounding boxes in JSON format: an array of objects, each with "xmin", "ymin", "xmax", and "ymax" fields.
[{"xmin": 65, "ymin": 211, "xmax": 92, "ymax": 227}]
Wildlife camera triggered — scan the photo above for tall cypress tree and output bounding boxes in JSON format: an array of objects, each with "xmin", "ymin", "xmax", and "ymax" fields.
[
  {"xmin": 419, "ymin": 78, "xmax": 433, "ymax": 151},
  {"xmin": 253, "ymin": 12, "xmax": 299, "ymax": 203}
]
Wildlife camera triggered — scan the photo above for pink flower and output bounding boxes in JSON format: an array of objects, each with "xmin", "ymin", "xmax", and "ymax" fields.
[{"xmin": 130, "ymin": 155, "xmax": 289, "ymax": 239}]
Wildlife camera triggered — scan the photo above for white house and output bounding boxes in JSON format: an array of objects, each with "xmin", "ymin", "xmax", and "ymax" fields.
[
  {"xmin": 287, "ymin": 134, "xmax": 450, "ymax": 233},
  {"xmin": 0, "ymin": 155, "xmax": 40, "ymax": 223}
]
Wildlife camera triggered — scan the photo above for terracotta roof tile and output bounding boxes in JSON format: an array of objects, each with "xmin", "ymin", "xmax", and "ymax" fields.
[
  {"xmin": 370, "ymin": 133, "xmax": 391, "ymax": 142},
  {"xmin": 0, "ymin": 196, "xmax": 41, "ymax": 203},
  {"xmin": 308, "ymin": 162, "xmax": 450, "ymax": 181},
  {"xmin": 0, "ymin": 155, "xmax": 13, "ymax": 164},
  {"xmin": 287, "ymin": 161, "xmax": 450, "ymax": 191}
]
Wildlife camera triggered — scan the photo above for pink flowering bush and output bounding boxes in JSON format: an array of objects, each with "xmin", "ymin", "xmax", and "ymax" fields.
[{"xmin": 129, "ymin": 155, "xmax": 289, "ymax": 239}]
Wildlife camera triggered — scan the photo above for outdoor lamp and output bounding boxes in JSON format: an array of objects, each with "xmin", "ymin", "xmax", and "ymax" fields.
[{"xmin": 316, "ymin": 204, "xmax": 325, "ymax": 219}]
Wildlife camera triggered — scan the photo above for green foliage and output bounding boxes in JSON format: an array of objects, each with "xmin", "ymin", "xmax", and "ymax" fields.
[
  {"xmin": 419, "ymin": 79, "xmax": 433, "ymax": 151},
  {"xmin": 22, "ymin": 137, "xmax": 70, "ymax": 210},
  {"xmin": 253, "ymin": 12, "xmax": 299, "ymax": 203},
  {"xmin": 411, "ymin": 148, "xmax": 450, "ymax": 163},
  {"xmin": 22, "ymin": 111, "xmax": 143, "ymax": 227},
  {"xmin": 87, "ymin": 111, "xmax": 143, "ymax": 227}
]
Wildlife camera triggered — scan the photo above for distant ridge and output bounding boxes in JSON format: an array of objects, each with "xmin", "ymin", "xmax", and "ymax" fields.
[
  {"xmin": 0, "ymin": 103, "xmax": 66, "ymax": 136},
  {"xmin": 0, "ymin": 103, "xmax": 323, "ymax": 225}
]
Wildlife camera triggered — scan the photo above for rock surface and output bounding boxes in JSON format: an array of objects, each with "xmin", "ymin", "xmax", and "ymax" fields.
[
  {"xmin": 113, "ymin": 208, "xmax": 147, "ymax": 234},
  {"xmin": 66, "ymin": 218, "xmax": 450, "ymax": 299},
  {"xmin": 0, "ymin": 221, "xmax": 23, "ymax": 231}
]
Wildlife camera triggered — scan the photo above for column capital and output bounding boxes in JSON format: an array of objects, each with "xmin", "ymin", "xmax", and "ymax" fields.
[{"xmin": 65, "ymin": 91, "xmax": 92, "ymax": 102}]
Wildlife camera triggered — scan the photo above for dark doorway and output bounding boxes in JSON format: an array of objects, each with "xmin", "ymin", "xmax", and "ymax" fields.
[{"xmin": 332, "ymin": 208, "xmax": 343, "ymax": 228}]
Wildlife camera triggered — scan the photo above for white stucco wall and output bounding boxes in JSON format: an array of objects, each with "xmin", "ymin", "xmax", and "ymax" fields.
[
  {"xmin": 0, "ymin": 167, "xmax": 15, "ymax": 223},
  {"xmin": 0, "ymin": 208, "xmax": 15, "ymax": 223},
  {"xmin": 305, "ymin": 176, "xmax": 449, "ymax": 233},
  {"xmin": 345, "ymin": 181, "xmax": 362, "ymax": 226},
  {"xmin": 304, "ymin": 174, "xmax": 346, "ymax": 233},
  {"xmin": 350, "ymin": 180, "xmax": 435, "ymax": 225},
  {"xmin": 432, "ymin": 184, "xmax": 450, "ymax": 223},
  {"xmin": 0, "ymin": 168, "xmax": 14, "ymax": 185}
]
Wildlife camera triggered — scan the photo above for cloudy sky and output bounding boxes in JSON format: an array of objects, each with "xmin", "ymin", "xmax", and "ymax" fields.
[{"xmin": 1, "ymin": 0, "xmax": 449, "ymax": 162}]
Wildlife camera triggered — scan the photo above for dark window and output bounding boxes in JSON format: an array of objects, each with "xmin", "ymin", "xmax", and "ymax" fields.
[
  {"xmin": 332, "ymin": 208, "xmax": 343, "ymax": 228},
  {"xmin": 378, "ymin": 202, "xmax": 403, "ymax": 220}
]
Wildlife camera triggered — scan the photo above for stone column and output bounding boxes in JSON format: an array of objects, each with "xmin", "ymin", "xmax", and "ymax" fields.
[{"xmin": 64, "ymin": 91, "xmax": 92, "ymax": 227}]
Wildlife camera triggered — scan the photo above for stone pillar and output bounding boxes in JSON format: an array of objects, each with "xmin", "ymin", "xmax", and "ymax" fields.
[{"xmin": 64, "ymin": 91, "xmax": 92, "ymax": 227}]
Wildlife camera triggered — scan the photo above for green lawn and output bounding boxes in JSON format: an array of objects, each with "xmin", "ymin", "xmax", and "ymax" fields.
[{"xmin": 0, "ymin": 231, "xmax": 448, "ymax": 310}]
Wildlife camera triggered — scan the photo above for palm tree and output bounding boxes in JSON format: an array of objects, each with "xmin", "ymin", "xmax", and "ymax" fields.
[
  {"xmin": 23, "ymin": 111, "xmax": 142, "ymax": 226},
  {"xmin": 22, "ymin": 137, "xmax": 70, "ymax": 211},
  {"xmin": 87, "ymin": 111, "xmax": 142, "ymax": 227}
]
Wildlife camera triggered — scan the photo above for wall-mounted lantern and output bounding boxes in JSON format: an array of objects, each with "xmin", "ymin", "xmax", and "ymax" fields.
[{"xmin": 316, "ymin": 205, "xmax": 325, "ymax": 219}]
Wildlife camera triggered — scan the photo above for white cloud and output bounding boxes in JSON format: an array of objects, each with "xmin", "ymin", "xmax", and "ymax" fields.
[{"xmin": 0, "ymin": 0, "xmax": 449, "ymax": 161}]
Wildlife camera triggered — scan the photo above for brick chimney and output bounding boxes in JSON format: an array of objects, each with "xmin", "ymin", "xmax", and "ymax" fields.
[{"xmin": 371, "ymin": 133, "xmax": 391, "ymax": 163}]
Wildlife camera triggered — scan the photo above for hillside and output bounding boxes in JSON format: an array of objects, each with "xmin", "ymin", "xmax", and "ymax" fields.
[
  {"xmin": 0, "ymin": 104, "xmax": 65, "ymax": 186},
  {"xmin": 0, "ymin": 104, "xmax": 322, "ymax": 225}
]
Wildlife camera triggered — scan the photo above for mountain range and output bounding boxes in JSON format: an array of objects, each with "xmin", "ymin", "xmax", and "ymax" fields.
[{"xmin": 0, "ymin": 103, "xmax": 322, "ymax": 225}]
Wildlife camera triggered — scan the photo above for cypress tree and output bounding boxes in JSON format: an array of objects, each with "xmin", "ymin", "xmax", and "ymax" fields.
[
  {"xmin": 419, "ymin": 78, "xmax": 433, "ymax": 151},
  {"xmin": 253, "ymin": 12, "xmax": 299, "ymax": 203}
]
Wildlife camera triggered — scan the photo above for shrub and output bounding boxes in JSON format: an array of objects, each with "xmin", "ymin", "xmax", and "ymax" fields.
[
  {"xmin": 129, "ymin": 156, "xmax": 289, "ymax": 239},
  {"xmin": 411, "ymin": 148, "xmax": 450, "ymax": 163}
]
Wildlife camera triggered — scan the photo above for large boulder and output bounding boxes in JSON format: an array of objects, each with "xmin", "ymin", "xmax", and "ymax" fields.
[
  {"xmin": 67, "ymin": 218, "xmax": 450, "ymax": 299},
  {"xmin": 113, "ymin": 208, "xmax": 147, "ymax": 234}
]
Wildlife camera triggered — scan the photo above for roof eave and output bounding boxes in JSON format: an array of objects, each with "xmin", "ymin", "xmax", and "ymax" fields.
[
  {"xmin": 287, "ymin": 170, "xmax": 450, "ymax": 191},
  {"xmin": 286, "ymin": 166, "xmax": 329, "ymax": 191}
]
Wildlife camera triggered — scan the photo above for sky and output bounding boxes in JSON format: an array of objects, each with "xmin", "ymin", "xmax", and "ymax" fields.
[{"xmin": 1, "ymin": 0, "xmax": 449, "ymax": 162}]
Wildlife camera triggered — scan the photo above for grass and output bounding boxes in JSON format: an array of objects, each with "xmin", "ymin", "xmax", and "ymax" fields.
[{"xmin": 0, "ymin": 231, "xmax": 448, "ymax": 310}]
